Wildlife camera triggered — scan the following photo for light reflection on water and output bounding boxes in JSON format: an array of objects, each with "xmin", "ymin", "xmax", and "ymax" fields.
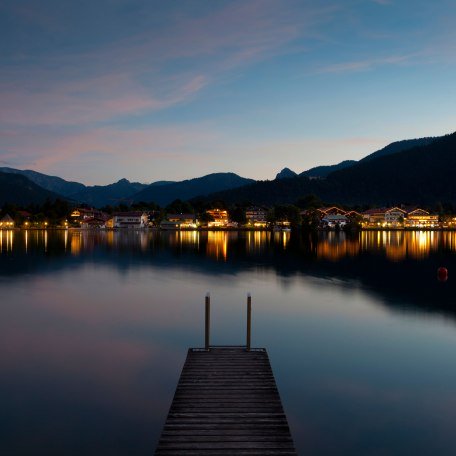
[
  {"xmin": 1, "ymin": 230, "xmax": 456, "ymax": 455},
  {"xmin": 2, "ymin": 228, "xmax": 455, "ymax": 260}
]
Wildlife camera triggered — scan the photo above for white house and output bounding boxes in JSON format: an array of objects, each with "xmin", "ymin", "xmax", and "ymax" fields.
[
  {"xmin": 321, "ymin": 213, "xmax": 348, "ymax": 228},
  {"xmin": 385, "ymin": 207, "xmax": 407, "ymax": 226},
  {"xmin": 112, "ymin": 211, "xmax": 149, "ymax": 229}
]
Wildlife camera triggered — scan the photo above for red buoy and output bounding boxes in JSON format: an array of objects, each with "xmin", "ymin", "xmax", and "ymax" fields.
[{"xmin": 437, "ymin": 267, "xmax": 448, "ymax": 282}]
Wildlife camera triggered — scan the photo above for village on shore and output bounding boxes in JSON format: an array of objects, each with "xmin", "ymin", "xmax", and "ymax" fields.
[{"xmin": 0, "ymin": 204, "xmax": 453, "ymax": 231}]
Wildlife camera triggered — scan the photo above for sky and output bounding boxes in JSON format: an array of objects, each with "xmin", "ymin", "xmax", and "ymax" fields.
[{"xmin": 1, "ymin": 0, "xmax": 455, "ymax": 185}]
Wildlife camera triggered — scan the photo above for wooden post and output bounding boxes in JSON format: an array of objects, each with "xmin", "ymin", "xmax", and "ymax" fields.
[
  {"xmin": 205, "ymin": 293, "xmax": 210, "ymax": 351},
  {"xmin": 246, "ymin": 293, "xmax": 252, "ymax": 351}
]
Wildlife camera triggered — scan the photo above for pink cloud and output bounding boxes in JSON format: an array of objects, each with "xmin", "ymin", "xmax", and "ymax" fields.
[
  {"xmin": 0, "ymin": 72, "xmax": 209, "ymax": 126},
  {"xmin": 0, "ymin": 1, "xmax": 333, "ymax": 127}
]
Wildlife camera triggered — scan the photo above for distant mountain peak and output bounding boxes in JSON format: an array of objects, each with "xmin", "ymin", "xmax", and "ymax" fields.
[
  {"xmin": 275, "ymin": 168, "xmax": 298, "ymax": 180},
  {"xmin": 132, "ymin": 172, "xmax": 255, "ymax": 206}
]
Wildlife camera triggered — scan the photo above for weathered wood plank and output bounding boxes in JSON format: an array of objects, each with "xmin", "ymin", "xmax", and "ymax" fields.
[{"xmin": 155, "ymin": 347, "xmax": 296, "ymax": 455}]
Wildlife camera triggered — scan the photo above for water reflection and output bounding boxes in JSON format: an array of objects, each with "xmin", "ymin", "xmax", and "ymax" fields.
[
  {"xmin": 2, "ymin": 229, "xmax": 456, "ymax": 455},
  {"xmin": 359, "ymin": 230, "xmax": 440, "ymax": 260},
  {"xmin": 317, "ymin": 232, "xmax": 360, "ymax": 261},
  {"xmin": 206, "ymin": 231, "xmax": 230, "ymax": 260},
  {"xmin": 246, "ymin": 230, "xmax": 270, "ymax": 254},
  {"xmin": 0, "ymin": 229, "xmax": 14, "ymax": 252},
  {"xmin": 2, "ymin": 229, "xmax": 455, "ymax": 261},
  {"xmin": 2, "ymin": 229, "xmax": 456, "ymax": 316}
]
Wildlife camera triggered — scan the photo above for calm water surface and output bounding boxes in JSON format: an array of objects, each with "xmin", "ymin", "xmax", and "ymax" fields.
[{"xmin": 2, "ymin": 229, "xmax": 456, "ymax": 455}]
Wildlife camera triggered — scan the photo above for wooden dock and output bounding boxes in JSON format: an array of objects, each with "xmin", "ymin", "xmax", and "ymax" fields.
[{"xmin": 155, "ymin": 346, "xmax": 297, "ymax": 455}]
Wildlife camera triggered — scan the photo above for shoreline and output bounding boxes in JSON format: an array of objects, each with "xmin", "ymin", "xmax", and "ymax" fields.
[{"xmin": 2, "ymin": 226, "xmax": 456, "ymax": 232}]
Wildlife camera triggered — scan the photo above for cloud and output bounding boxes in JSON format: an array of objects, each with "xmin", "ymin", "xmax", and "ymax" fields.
[
  {"xmin": 0, "ymin": 0, "xmax": 334, "ymax": 127},
  {"xmin": 316, "ymin": 54, "xmax": 412, "ymax": 74},
  {"xmin": 0, "ymin": 123, "xmax": 223, "ymax": 184},
  {"xmin": 0, "ymin": 72, "xmax": 209, "ymax": 126}
]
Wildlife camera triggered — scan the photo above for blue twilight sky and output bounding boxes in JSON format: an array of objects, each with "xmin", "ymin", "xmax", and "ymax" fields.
[{"xmin": 1, "ymin": 0, "xmax": 455, "ymax": 185}]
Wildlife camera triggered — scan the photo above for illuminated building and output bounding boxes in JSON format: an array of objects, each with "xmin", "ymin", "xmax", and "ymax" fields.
[
  {"xmin": 80, "ymin": 216, "xmax": 110, "ymax": 229},
  {"xmin": 345, "ymin": 210, "xmax": 363, "ymax": 218},
  {"xmin": 112, "ymin": 211, "xmax": 149, "ymax": 228},
  {"xmin": 385, "ymin": 207, "xmax": 407, "ymax": 226},
  {"xmin": 162, "ymin": 213, "xmax": 198, "ymax": 230},
  {"xmin": 363, "ymin": 207, "xmax": 406, "ymax": 227},
  {"xmin": 71, "ymin": 208, "xmax": 110, "ymax": 227},
  {"xmin": 405, "ymin": 208, "xmax": 439, "ymax": 228},
  {"xmin": 316, "ymin": 206, "xmax": 347, "ymax": 217},
  {"xmin": 321, "ymin": 213, "xmax": 348, "ymax": 228},
  {"xmin": 0, "ymin": 214, "xmax": 15, "ymax": 229},
  {"xmin": 245, "ymin": 207, "xmax": 268, "ymax": 228},
  {"xmin": 363, "ymin": 208, "xmax": 387, "ymax": 225},
  {"xmin": 206, "ymin": 209, "xmax": 229, "ymax": 228},
  {"xmin": 306, "ymin": 207, "xmax": 350, "ymax": 229}
]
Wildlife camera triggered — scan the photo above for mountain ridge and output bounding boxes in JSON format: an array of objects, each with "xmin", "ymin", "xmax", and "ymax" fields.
[
  {"xmin": 70, "ymin": 178, "xmax": 148, "ymax": 207},
  {"xmin": 0, "ymin": 172, "xmax": 64, "ymax": 206},
  {"xmin": 300, "ymin": 160, "xmax": 356, "ymax": 178},
  {"xmin": 0, "ymin": 167, "xmax": 86, "ymax": 196},
  {"xmin": 200, "ymin": 132, "xmax": 456, "ymax": 207},
  {"xmin": 132, "ymin": 172, "xmax": 255, "ymax": 206},
  {"xmin": 0, "ymin": 133, "xmax": 451, "ymax": 208}
]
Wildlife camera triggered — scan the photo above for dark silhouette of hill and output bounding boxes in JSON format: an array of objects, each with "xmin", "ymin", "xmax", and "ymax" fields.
[
  {"xmin": 149, "ymin": 180, "xmax": 175, "ymax": 186},
  {"xmin": 359, "ymin": 137, "xmax": 436, "ymax": 162},
  {"xmin": 70, "ymin": 178, "xmax": 147, "ymax": 207},
  {"xmin": 0, "ymin": 167, "xmax": 151, "ymax": 207},
  {"xmin": 275, "ymin": 168, "xmax": 298, "ymax": 179},
  {"xmin": 132, "ymin": 172, "xmax": 255, "ymax": 206},
  {"xmin": 0, "ymin": 172, "xmax": 63, "ymax": 205},
  {"xmin": 192, "ymin": 175, "xmax": 318, "ymax": 205},
  {"xmin": 0, "ymin": 167, "xmax": 85, "ymax": 196},
  {"xmin": 200, "ymin": 132, "xmax": 456, "ymax": 206},
  {"xmin": 325, "ymin": 132, "xmax": 456, "ymax": 205},
  {"xmin": 0, "ymin": 134, "xmax": 447, "ymax": 208},
  {"xmin": 300, "ymin": 160, "xmax": 356, "ymax": 178},
  {"xmin": 299, "ymin": 137, "xmax": 437, "ymax": 179}
]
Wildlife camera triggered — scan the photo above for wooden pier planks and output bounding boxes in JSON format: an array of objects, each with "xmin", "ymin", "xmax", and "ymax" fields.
[{"xmin": 155, "ymin": 347, "xmax": 296, "ymax": 455}]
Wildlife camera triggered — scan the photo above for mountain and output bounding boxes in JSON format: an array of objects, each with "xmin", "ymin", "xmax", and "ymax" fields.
[
  {"xmin": 191, "ymin": 175, "xmax": 316, "ymax": 206},
  {"xmin": 359, "ymin": 137, "xmax": 437, "ymax": 162},
  {"xmin": 0, "ymin": 167, "xmax": 85, "ymax": 196},
  {"xmin": 149, "ymin": 180, "xmax": 176, "ymax": 187},
  {"xmin": 0, "ymin": 167, "xmax": 149, "ymax": 207},
  {"xmin": 132, "ymin": 172, "xmax": 255, "ymax": 206},
  {"xmin": 199, "ymin": 132, "xmax": 456, "ymax": 207},
  {"xmin": 300, "ymin": 160, "xmax": 356, "ymax": 178},
  {"xmin": 299, "ymin": 137, "xmax": 438, "ymax": 179},
  {"xmin": 324, "ymin": 132, "xmax": 456, "ymax": 206},
  {"xmin": 0, "ymin": 134, "xmax": 445, "ymax": 208},
  {"xmin": 0, "ymin": 172, "xmax": 64, "ymax": 206},
  {"xmin": 70, "ymin": 178, "xmax": 148, "ymax": 207},
  {"xmin": 275, "ymin": 168, "xmax": 298, "ymax": 179},
  {"xmin": 300, "ymin": 137, "xmax": 438, "ymax": 179}
]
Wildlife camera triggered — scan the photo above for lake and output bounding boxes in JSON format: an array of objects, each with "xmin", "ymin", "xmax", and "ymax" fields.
[{"xmin": 1, "ymin": 229, "xmax": 456, "ymax": 455}]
